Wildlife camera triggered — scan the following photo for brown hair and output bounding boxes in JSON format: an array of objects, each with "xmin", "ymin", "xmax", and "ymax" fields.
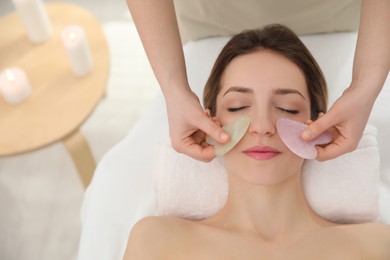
[{"xmin": 203, "ymin": 24, "xmax": 327, "ymax": 120}]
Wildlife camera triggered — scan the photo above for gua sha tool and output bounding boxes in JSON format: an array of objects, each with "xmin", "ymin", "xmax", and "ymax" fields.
[
  {"xmin": 276, "ymin": 118, "xmax": 332, "ymax": 159},
  {"xmin": 206, "ymin": 115, "xmax": 251, "ymax": 156}
]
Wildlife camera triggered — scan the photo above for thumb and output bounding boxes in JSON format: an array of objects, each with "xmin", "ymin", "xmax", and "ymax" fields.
[
  {"xmin": 301, "ymin": 113, "xmax": 335, "ymax": 141},
  {"xmin": 199, "ymin": 115, "xmax": 230, "ymax": 144}
]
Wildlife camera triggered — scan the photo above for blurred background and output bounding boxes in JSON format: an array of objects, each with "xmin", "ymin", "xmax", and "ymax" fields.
[{"xmin": 0, "ymin": 0, "xmax": 159, "ymax": 259}]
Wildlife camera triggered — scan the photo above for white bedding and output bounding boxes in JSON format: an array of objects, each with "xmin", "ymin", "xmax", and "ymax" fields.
[{"xmin": 77, "ymin": 24, "xmax": 390, "ymax": 260}]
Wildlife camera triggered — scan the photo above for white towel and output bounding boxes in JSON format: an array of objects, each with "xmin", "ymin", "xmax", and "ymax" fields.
[{"xmin": 154, "ymin": 125, "xmax": 380, "ymax": 223}]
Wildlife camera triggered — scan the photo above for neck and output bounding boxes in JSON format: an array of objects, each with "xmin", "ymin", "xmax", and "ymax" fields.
[{"xmin": 208, "ymin": 170, "xmax": 329, "ymax": 241}]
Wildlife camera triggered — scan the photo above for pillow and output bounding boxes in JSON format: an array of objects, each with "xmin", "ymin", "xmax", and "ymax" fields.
[{"xmin": 154, "ymin": 124, "xmax": 380, "ymax": 224}]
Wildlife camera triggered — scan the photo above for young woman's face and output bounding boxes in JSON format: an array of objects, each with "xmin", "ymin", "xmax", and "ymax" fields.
[{"xmin": 215, "ymin": 50, "xmax": 311, "ymax": 186}]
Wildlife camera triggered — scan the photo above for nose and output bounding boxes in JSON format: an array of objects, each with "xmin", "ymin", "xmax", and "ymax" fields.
[{"xmin": 248, "ymin": 109, "xmax": 276, "ymax": 136}]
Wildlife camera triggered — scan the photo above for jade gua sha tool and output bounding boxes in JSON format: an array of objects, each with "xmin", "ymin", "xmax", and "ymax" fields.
[
  {"xmin": 206, "ymin": 116, "xmax": 332, "ymax": 159},
  {"xmin": 276, "ymin": 117, "xmax": 333, "ymax": 159},
  {"xmin": 206, "ymin": 115, "xmax": 251, "ymax": 156}
]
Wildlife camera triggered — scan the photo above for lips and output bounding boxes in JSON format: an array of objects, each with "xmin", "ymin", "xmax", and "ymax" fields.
[{"xmin": 243, "ymin": 146, "xmax": 280, "ymax": 160}]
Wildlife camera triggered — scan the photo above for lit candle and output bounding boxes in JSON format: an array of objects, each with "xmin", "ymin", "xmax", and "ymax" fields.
[
  {"xmin": 0, "ymin": 68, "xmax": 32, "ymax": 104},
  {"xmin": 61, "ymin": 25, "xmax": 93, "ymax": 76},
  {"xmin": 12, "ymin": 0, "xmax": 52, "ymax": 43}
]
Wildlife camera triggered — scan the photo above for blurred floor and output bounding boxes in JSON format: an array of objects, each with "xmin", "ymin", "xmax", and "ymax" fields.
[{"xmin": 0, "ymin": 1, "xmax": 158, "ymax": 259}]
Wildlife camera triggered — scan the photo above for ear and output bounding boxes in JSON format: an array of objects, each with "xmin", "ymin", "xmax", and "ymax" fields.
[
  {"xmin": 205, "ymin": 109, "xmax": 222, "ymax": 127},
  {"xmin": 205, "ymin": 109, "xmax": 212, "ymax": 118}
]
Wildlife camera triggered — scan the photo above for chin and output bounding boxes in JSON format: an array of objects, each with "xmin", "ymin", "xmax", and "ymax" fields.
[{"xmin": 224, "ymin": 153, "xmax": 304, "ymax": 186}]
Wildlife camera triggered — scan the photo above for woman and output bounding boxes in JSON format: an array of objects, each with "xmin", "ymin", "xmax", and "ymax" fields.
[{"xmin": 123, "ymin": 25, "xmax": 390, "ymax": 259}]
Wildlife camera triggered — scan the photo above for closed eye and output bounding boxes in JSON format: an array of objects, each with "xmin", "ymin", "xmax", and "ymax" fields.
[
  {"xmin": 228, "ymin": 106, "xmax": 250, "ymax": 112},
  {"xmin": 277, "ymin": 107, "xmax": 299, "ymax": 115}
]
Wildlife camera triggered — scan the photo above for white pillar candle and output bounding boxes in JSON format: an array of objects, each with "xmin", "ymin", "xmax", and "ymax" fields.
[
  {"xmin": 12, "ymin": 0, "xmax": 52, "ymax": 43},
  {"xmin": 0, "ymin": 68, "xmax": 32, "ymax": 104},
  {"xmin": 61, "ymin": 25, "xmax": 93, "ymax": 77}
]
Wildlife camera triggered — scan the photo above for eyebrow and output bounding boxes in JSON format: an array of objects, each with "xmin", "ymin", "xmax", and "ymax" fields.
[
  {"xmin": 273, "ymin": 88, "xmax": 305, "ymax": 99},
  {"xmin": 223, "ymin": 86, "xmax": 305, "ymax": 99},
  {"xmin": 223, "ymin": 86, "xmax": 254, "ymax": 96}
]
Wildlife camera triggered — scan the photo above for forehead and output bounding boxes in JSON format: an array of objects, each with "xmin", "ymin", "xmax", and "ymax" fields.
[{"xmin": 219, "ymin": 50, "xmax": 308, "ymax": 97}]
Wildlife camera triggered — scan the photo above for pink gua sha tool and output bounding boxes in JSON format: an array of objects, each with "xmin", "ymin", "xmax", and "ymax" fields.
[{"xmin": 276, "ymin": 118, "xmax": 332, "ymax": 159}]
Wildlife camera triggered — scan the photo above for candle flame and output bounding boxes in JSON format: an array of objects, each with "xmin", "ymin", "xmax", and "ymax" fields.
[
  {"xmin": 5, "ymin": 69, "xmax": 15, "ymax": 82},
  {"xmin": 68, "ymin": 32, "xmax": 77, "ymax": 41}
]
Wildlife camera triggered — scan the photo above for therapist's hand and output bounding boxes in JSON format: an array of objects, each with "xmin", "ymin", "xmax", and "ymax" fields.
[
  {"xmin": 165, "ymin": 89, "xmax": 230, "ymax": 162},
  {"xmin": 301, "ymin": 86, "xmax": 374, "ymax": 161}
]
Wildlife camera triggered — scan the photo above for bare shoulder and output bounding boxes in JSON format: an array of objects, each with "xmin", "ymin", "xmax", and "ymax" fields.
[
  {"xmin": 344, "ymin": 222, "xmax": 390, "ymax": 258},
  {"xmin": 365, "ymin": 222, "xmax": 390, "ymax": 243},
  {"xmin": 356, "ymin": 222, "xmax": 390, "ymax": 240},
  {"xmin": 364, "ymin": 222, "xmax": 390, "ymax": 257},
  {"xmin": 123, "ymin": 216, "xmax": 192, "ymax": 260}
]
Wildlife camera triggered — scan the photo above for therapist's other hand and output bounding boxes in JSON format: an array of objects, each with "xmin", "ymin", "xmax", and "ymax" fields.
[
  {"xmin": 301, "ymin": 86, "xmax": 374, "ymax": 161},
  {"xmin": 166, "ymin": 89, "xmax": 230, "ymax": 162}
]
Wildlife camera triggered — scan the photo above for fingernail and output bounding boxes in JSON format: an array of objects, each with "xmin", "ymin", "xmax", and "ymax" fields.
[
  {"xmin": 220, "ymin": 133, "xmax": 229, "ymax": 141},
  {"xmin": 302, "ymin": 130, "xmax": 311, "ymax": 139}
]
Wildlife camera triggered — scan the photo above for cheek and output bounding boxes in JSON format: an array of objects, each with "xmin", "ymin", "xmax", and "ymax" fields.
[{"xmin": 286, "ymin": 152, "xmax": 305, "ymax": 168}]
